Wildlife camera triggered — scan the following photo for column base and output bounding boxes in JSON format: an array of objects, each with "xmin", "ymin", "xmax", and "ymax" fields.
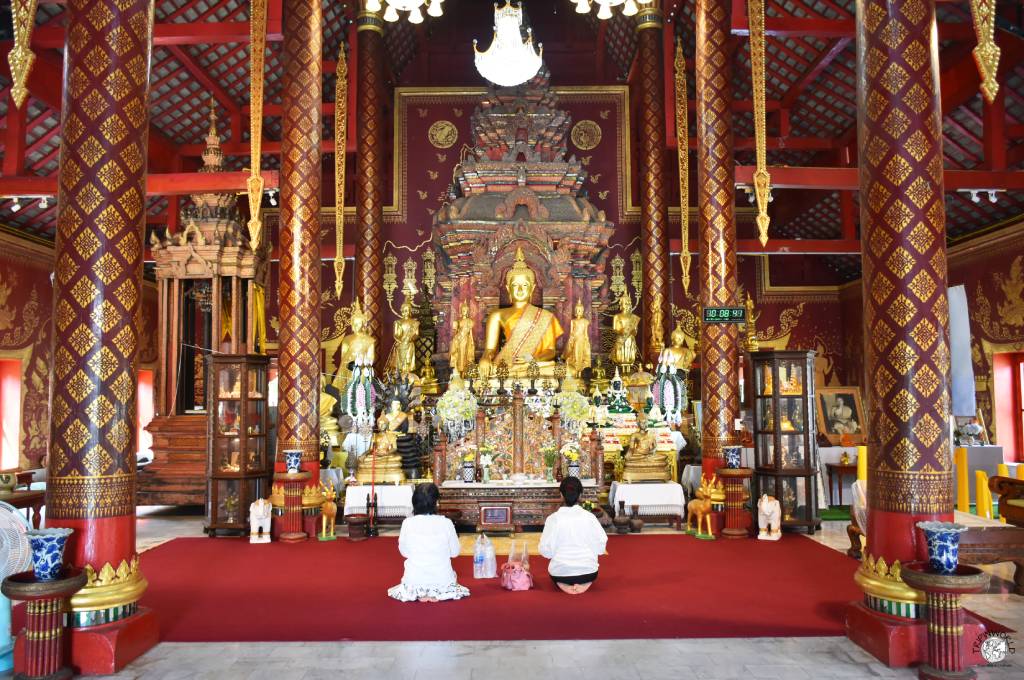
[
  {"xmin": 845, "ymin": 602, "xmax": 987, "ymax": 668},
  {"xmin": 14, "ymin": 606, "xmax": 159, "ymax": 676},
  {"xmin": 918, "ymin": 665, "xmax": 977, "ymax": 680}
]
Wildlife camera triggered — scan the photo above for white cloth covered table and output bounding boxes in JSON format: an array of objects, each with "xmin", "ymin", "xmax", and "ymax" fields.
[
  {"xmin": 608, "ymin": 481, "xmax": 686, "ymax": 518},
  {"xmin": 343, "ymin": 484, "xmax": 413, "ymax": 518}
]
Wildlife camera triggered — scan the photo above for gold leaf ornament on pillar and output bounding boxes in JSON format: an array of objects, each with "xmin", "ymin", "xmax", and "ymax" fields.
[
  {"xmin": 969, "ymin": 0, "xmax": 1000, "ymax": 103},
  {"xmin": 247, "ymin": 0, "xmax": 268, "ymax": 250},
  {"xmin": 673, "ymin": 39, "xmax": 691, "ymax": 294},
  {"xmin": 335, "ymin": 45, "xmax": 349, "ymax": 297},
  {"xmin": 748, "ymin": 0, "xmax": 771, "ymax": 246},
  {"xmin": 7, "ymin": 0, "xmax": 38, "ymax": 108}
]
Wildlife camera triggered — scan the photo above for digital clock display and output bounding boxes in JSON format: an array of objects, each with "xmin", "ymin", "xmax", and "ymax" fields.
[{"xmin": 702, "ymin": 306, "xmax": 746, "ymax": 323}]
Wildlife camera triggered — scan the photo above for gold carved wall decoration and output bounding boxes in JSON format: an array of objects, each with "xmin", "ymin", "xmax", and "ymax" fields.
[
  {"xmin": 383, "ymin": 253, "xmax": 398, "ymax": 311},
  {"xmin": 422, "ymin": 249, "xmax": 436, "ymax": 292},
  {"xmin": 995, "ymin": 255, "xmax": 1024, "ymax": 326},
  {"xmin": 7, "ymin": 0, "xmax": 38, "ymax": 108},
  {"xmin": 428, "ymin": 120, "xmax": 458, "ymax": 149},
  {"xmin": 673, "ymin": 39, "xmax": 691, "ymax": 295},
  {"xmin": 610, "ymin": 255, "xmax": 626, "ymax": 300},
  {"xmin": 334, "ymin": 44, "xmax": 348, "ymax": 298},
  {"xmin": 0, "ymin": 270, "xmax": 18, "ymax": 331},
  {"xmin": 973, "ymin": 256, "xmax": 1024, "ymax": 340},
  {"xmin": 748, "ymin": 0, "xmax": 771, "ymax": 247},
  {"xmin": 570, "ymin": 120, "xmax": 602, "ymax": 150},
  {"xmin": 630, "ymin": 250, "xmax": 643, "ymax": 300},
  {"xmin": 246, "ymin": 0, "xmax": 268, "ymax": 250},
  {"xmin": 401, "ymin": 259, "xmax": 419, "ymax": 301},
  {"xmin": 970, "ymin": 0, "xmax": 1000, "ymax": 103}
]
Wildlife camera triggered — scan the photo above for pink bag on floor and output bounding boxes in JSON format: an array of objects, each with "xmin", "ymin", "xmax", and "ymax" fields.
[{"xmin": 500, "ymin": 540, "xmax": 533, "ymax": 591}]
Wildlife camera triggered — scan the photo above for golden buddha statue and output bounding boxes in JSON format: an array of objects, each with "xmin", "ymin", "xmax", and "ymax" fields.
[
  {"xmin": 478, "ymin": 247, "xmax": 563, "ymax": 378},
  {"xmin": 449, "ymin": 301, "xmax": 476, "ymax": 377},
  {"xmin": 660, "ymin": 322, "xmax": 695, "ymax": 373},
  {"xmin": 622, "ymin": 419, "xmax": 670, "ymax": 483},
  {"xmin": 744, "ymin": 293, "xmax": 759, "ymax": 352},
  {"xmin": 387, "ymin": 299, "xmax": 419, "ymax": 377},
  {"xmin": 332, "ymin": 300, "xmax": 376, "ymax": 390},
  {"xmin": 590, "ymin": 356, "xmax": 610, "ymax": 394},
  {"xmin": 611, "ymin": 291, "xmax": 640, "ymax": 370},
  {"xmin": 355, "ymin": 400, "xmax": 407, "ymax": 484},
  {"xmin": 319, "ymin": 374, "xmax": 341, "ymax": 446},
  {"xmin": 562, "ymin": 300, "xmax": 592, "ymax": 377}
]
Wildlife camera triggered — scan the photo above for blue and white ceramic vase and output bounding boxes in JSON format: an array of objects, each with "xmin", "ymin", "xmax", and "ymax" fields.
[
  {"xmin": 567, "ymin": 460, "xmax": 581, "ymax": 479},
  {"xmin": 27, "ymin": 528, "xmax": 73, "ymax": 581},
  {"xmin": 917, "ymin": 521, "xmax": 968, "ymax": 574},
  {"xmin": 461, "ymin": 460, "xmax": 476, "ymax": 483},
  {"xmin": 723, "ymin": 446, "xmax": 742, "ymax": 469},
  {"xmin": 284, "ymin": 450, "xmax": 302, "ymax": 474}
]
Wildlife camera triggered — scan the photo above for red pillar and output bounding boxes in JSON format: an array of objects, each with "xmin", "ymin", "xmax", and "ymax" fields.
[
  {"xmin": 635, "ymin": 7, "xmax": 670, "ymax": 364},
  {"xmin": 695, "ymin": 0, "xmax": 740, "ymax": 476},
  {"xmin": 45, "ymin": 0, "xmax": 158, "ymax": 672},
  {"xmin": 355, "ymin": 9, "xmax": 386, "ymax": 345},
  {"xmin": 276, "ymin": 0, "xmax": 323, "ymax": 494},
  {"xmin": 847, "ymin": 0, "xmax": 961, "ymax": 665}
]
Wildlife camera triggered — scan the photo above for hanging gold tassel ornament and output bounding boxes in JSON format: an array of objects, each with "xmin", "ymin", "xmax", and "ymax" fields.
[
  {"xmin": 673, "ymin": 39, "xmax": 692, "ymax": 296},
  {"xmin": 8, "ymin": 0, "xmax": 39, "ymax": 108},
  {"xmin": 334, "ymin": 46, "xmax": 349, "ymax": 299},
  {"xmin": 246, "ymin": 0, "xmax": 268, "ymax": 251},
  {"xmin": 970, "ymin": 0, "xmax": 1000, "ymax": 103},
  {"xmin": 748, "ymin": 0, "xmax": 771, "ymax": 247}
]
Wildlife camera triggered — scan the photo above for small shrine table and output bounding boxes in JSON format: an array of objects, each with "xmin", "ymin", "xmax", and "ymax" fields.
[
  {"xmin": 608, "ymin": 482, "xmax": 685, "ymax": 527},
  {"xmin": 2, "ymin": 568, "xmax": 87, "ymax": 680},
  {"xmin": 343, "ymin": 484, "xmax": 413, "ymax": 519},
  {"xmin": 900, "ymin": 562, "xmax": 990, "ymax": 680},
  {"xmin": 273, "ymin": 471, "xmax": 311, "ymax": 543},
  {"xmin": 439, "ymin": 480, "xmax": 598, "ymax": 532},
  {"xmin": 718, "ymin": 468, "xmax": 753, "ymax": 539},
  {"xmin": 0, "ymin": 491, "xmax": 44, "ymax": 529},
  {"xmin": 825, "ymin": 463, "xmax": 857, "ymax": 505}
]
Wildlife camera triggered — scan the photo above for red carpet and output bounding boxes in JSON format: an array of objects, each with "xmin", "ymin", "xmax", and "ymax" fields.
[{"xmin": 135, "ymin": 534, "xmax": 863, "ymax": 641}]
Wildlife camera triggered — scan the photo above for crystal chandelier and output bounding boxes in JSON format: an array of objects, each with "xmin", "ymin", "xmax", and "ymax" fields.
[
  {"xmin": 473, "ymin": 0, "xmax": 543, "ymax": 87},
  {"xmin": 364, "ymin": 0, "xmax": 443, "ymax": 24},
  {"xmin": 572, "ymin": 0, "xmax": 654, "ymax": 20}
]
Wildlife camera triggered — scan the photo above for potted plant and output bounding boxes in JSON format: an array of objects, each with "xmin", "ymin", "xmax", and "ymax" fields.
[
  {"xmin": 541, "ymin": 444, "xmax": 557, "ymax": 481},
  {"xmin": 461, "ymin": 447, "xmax": 477, "ymax": 483}
]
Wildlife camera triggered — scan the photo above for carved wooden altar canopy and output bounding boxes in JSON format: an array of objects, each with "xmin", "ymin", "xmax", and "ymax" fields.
[{"xmin": 431, "ymin": 66, "xmax": 614, "ymax": 355}]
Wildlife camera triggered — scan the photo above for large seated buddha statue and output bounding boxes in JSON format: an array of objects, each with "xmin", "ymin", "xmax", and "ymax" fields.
[
  {"xmin": 622, "ymin": 419, "xmax": 670, "ymax": 483},
  {"xmin": 478, "ymin": 247, "xmax": 563, "ymax": 378}
]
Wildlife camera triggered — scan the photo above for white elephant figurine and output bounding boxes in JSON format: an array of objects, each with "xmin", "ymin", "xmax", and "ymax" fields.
[
  {"xmin": 249, "ymin": 498, "xmax": 273, "ymax": 544},
  {"xmin": 757, "ymin": 494, "xmax": 782, "ymax": 541}
]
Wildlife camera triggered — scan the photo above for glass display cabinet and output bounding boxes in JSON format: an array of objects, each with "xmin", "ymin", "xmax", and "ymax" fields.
[
  {"xmin": 205, "ymin": 353, "xmax": 271, "ymax": 535},
  {"xmin": 750, "ymin": 350, "xmax": 820, "ymax": 533}
]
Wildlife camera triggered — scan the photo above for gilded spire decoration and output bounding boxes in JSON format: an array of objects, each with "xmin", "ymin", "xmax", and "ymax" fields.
[
  {"xmin": 674, "ymin": 39, "xmax": 691, "ymax": 295},
  {"xmin": 246, "ymin": 0, "xmax": 268, "ymax": 250},
  {"xmin": 970, "ymin": 0, "xmax": 1000, "ymax": 103},
  {"xmin": 7, "ymin": 0, "xmax": 39, "ymax": 108},
  {"xmin": 748, "ymin": 0, "xmax": 771, "ymax": 247},
  {"xmin": 334, "ymin": 45, "xmax": 349, "ymax": 298}
]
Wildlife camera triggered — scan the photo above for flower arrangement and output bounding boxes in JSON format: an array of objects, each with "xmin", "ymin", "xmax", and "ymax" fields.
[
  {"xmin": 462, "ymin": 445, "xmax": 477, "ymax": 462},
  {"xmin": 437, "ymin": 386, "xmax": 478, "ymax": 442},
  {"xmin": 557, "ymin": 391, "xmax": 591, "ymax": 435},
  {"xmin": 541, "ymin": 443, "xmax": 558, "ymax": 470},
  {"xmin": 478, "ymin": 443, "xmax": 495, "ymax": 469},
  {"xmin": 560, "ymin": 441, "xmax": 582, "ymax": 462}
]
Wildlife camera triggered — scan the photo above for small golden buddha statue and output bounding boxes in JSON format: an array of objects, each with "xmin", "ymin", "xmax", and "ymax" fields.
[
  {"xmin": 419, "ymin": 359, "xmax": 440, "ymax": 396},
  {"xmin": 478, "ymin": 247, "xmax": 563, "ymax": 378},
  {"xmin": 563, "ymin": 300, "xmax": 592, "ymax": 377},
  {"xmin": 660, "ymin": 322, "xmax": 695, "ymax": 373},
  {"xmin": 622, "ymin": 419, "xmax": 670, "ymax": 483},
  {"xmin": 355, "ymin": 400, "xmax": 407, "ymax": 484},
  {"xmin": 744, "ymin": 293, "xmax": 759, "ymax": 352},
  {"xmin": 332, "ymin": 300, "xmax": 376, "ymax": 390},
  {"xmin": 560, "ymin": 364, "xmax": 584, "ymax": 393},
  {"xmin": 387, "ymin": 299, "xmax": 419, "ymax": 377},
  {"xmin": 449, "ymin": 301, "xmax": 476, "ymax": 377},
  {"xmin": 319, "ymin": 375, "xmax": 341, "ymax": 446},
  {"xmin": 590, "ymin": 356, "xmax": 610, "ymax": 394},
  {"xmin": 611, "ymin": 291, "xmax": 640, "ymax": 370}
]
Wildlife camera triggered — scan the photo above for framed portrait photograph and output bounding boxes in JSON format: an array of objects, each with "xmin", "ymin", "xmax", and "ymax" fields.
[{"xmin": 816, "ymin": 387, "xmax": 866, "ymax": 445}]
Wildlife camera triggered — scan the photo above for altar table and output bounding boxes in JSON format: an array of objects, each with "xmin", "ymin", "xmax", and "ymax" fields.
[
  {"xmin": 439, "ymin": 480, "xmax": 598, "ymax": 532},
  {"xmin": 608, "ymin": 482, "xmax": 686, "ymax": 522},
  {"xmin": 343, "ymin": 484, "xmax": 413, "ymax": 519}
]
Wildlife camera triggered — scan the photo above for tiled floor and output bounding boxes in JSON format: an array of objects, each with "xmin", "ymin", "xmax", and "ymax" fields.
[{"xmin": 35, "ymin": 508, "xmax": 1024, "ymax": 678}]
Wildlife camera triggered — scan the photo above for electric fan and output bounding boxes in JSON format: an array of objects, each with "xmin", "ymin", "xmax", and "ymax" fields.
[{"xmin": 0, "ymin": 500, "xmax": 32, "ymax": 672}]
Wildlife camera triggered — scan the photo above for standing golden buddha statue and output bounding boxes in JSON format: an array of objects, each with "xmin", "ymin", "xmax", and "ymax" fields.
[
  {"xmin": 332, "ymin": 300, "xmax": 376, "ymax": 390},
  {"xmin": 388, "ymin": 299, "xmax": 419, "ymax": 376},
  {"xmin": 660, "ymin": 322, "xmax": 695, "ymax": 373},
  {"xmin": 449, "ymin": 301, "xmax": 476, "ymax": 377},
  {"xmin": 611, "ymin": 291, "xmax": 640, "ymax": 370},
  {"xmin": 478, "ymin": 247, "xmax": 563, "ymax": 377},
  {"xmin": 563, "ymin": 300, "xmax": 592, "ymax": 377}
]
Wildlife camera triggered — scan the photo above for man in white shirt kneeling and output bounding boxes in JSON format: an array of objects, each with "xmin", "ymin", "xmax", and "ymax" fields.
[{"xmin": 539, "ymin": 477, "xmax": 609, "ymax": 595}]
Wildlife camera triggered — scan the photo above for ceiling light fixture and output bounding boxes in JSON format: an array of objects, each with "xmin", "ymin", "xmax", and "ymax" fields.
[
  {"xmin": 10, "ymin": 198, "xmax": 21, "ymax": 213},
  {"xmin": 474, "ymin": 1, "xmax": 543, "ymax": 88},
  {"xmin": 39, "ymin": 196, "xmax": 49, "ymax": 209},
  {"xmin": 268, "ymin": 189, "xmax": 278, "ymax": 207},
  {"xmin": 573, "ymin": 0, "xmax": 653, "ymax": 20},
  {"xmin": 367, "ymin": 0, "xmax": 443, "ymax": 24}
]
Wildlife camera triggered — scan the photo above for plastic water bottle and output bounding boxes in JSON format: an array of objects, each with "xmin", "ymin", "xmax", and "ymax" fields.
[
  {"xmin": 473, "ymin": 533, "xmax": 486, "ymax": 578},
  {"xmin": 482, "ymin": 535, "xmax": 497, "ymax": 578}
]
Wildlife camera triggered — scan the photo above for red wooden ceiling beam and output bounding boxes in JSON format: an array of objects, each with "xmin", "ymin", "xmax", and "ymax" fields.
[
  {"xmin": 669, "ymin": 238, "xmax": 863, "ymax": 255},
  {"xmin": 0, "ymin": 170, "xmax": 279, "ymax": 197},
  {"xmin": 177, "ymin": 140, "xmax": 335, "ymax": 157},
  {"xmin": 779, "ymin": 38, "xmax": 851, "ymax": 110},
  {"xmin": 684, "ymin": 136, "xmax": 836, "ymax": 150},
  {"xmin": 731, "ymin": 14, "xmax": 974, "ymax": 40},
  {"xmin": 164, "ymin": 46, "xmax": 239, "ymax": 119},
  {"xmin": 23, "ymin": 21, "xmax": 285, "ymax": 49},
  {"xmin": 734, "ymin": 166, "xmax": 1024, "ymax": 190}
]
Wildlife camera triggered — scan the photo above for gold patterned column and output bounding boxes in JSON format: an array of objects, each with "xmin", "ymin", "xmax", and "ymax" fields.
[
  {"xmin": 696, "ymin": 0, "xmax": 740, "ymax": 476},
  {"xmin": 355, "ymin": 9, "xmax": 386, "ymax": 342},
  {"xmin": 46, "ymin": 0, "xmax": 156, "ymax": 659},
  {"xmin": 635, "ymin": 7, "xmax": 670, "ymax": 363},
  {"xmin": 853, "ymin": 0, "xmax": 952, "ymax": 622},
  {"xmin": 276, "ymin": 0, "xmax": 323, "ymax": 472}
]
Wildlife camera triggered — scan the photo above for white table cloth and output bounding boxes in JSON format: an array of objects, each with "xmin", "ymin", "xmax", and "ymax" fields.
[
  {"xmin": 608, "ymin": 481, "xmax": 686, "ymax": 518},
  {"xmin": 343, "ymin": 484, "xmax": 413, "ymax": 518}
]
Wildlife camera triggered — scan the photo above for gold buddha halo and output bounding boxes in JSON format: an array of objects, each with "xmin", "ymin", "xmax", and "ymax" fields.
[
  {"xmin": 246, "ymin": 0, "xmax": 268, "ymax": 251},
  {"xmin": 335, "ymin": 45, "xmax": 349, "ymax": 297},
  {"xmin": 748, "ymin": 0, "xmax": 771, "ymax": 247},
  {"xmin": 673, "ymin": 39, "xmax": 691, "ymax": 295},
  {"xmin": 7, "ymin": 0, "xmax": 38, "ymax": 109},
  {"xmin": 970, "ymin": 0, "xmax": 1000, "ymax": 103}
]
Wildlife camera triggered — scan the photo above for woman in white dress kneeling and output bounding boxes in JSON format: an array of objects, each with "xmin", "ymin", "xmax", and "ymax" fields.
[
  {"xmin": 388, "ymin": 483, "xmax": 470, "ymax": 603},
  {"xmin": 540, "ymin": 477, "xmax": 608, "ymax": 595}
]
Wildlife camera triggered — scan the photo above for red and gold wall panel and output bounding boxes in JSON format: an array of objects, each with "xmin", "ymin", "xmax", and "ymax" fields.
[{"xmin": 276, "ymin": 0, "xmax": 322, "ymax": 464}]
